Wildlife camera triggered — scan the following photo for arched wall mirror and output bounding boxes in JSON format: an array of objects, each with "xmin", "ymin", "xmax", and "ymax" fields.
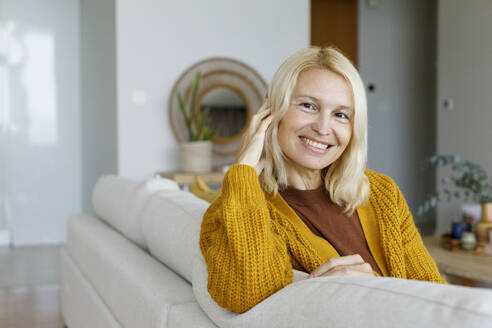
[
  {"xmin": 169, "ymin": 57, "xmax": 267, "ymax": 157},
  {"xmin": 196, "ymin": 84, "xmax": 249, "ymax": 142}
]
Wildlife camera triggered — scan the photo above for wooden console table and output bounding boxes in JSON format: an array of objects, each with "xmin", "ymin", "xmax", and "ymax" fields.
[
  {"xmin": 157, "ymin": 171, "xmax": 225, "ymax": 187},
  {"xmin": 423, "ymin": 236, "xmax": 492, "ymax": 286}
]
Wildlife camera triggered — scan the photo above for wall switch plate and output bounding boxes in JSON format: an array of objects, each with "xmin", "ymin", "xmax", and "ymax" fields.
[{"xmin": 131, "ymin": 90, "xmax": 147, "ymax": 106}]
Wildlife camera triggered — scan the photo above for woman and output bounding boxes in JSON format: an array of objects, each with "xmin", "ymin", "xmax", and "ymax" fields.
[{"xmin": 199, "ymin": 46, "xmax": 446, "ymax": 314}]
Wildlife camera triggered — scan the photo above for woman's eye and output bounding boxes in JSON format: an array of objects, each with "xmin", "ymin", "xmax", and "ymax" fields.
[
  {"xmin": 301, "ymin": 103, "xmax": 315, "ymax": 110},
  {"xmin": 336, "ymin": 112, "xmax": 349, "ymax": 120}
]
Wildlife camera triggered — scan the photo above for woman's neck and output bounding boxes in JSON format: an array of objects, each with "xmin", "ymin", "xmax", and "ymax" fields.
[{"xmin": 285, "ymin": 162, "xmax": 323, "ymax": 190}]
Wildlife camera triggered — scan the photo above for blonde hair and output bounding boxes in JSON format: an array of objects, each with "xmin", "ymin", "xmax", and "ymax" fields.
[{"xmin": 261, "ymin": 46, "xmax": 370, "ymax": 215}]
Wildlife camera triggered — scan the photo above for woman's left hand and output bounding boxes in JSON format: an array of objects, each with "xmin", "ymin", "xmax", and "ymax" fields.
[{"xmin": 307, "ymin": 254, "xmax": 375, "ymax": 278}]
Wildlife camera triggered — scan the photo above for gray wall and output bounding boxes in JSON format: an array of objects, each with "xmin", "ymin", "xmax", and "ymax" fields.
[
  {"xmin": 435, "ymin": 0, "xmax": 492, "ymax": 234},
  {"xmin": 80, "ymin": 0, "xmax": 118, "ymax": 213},
  {"xmin": 358, "ymin": 0, "xmax": 437, "ymax": 231}
]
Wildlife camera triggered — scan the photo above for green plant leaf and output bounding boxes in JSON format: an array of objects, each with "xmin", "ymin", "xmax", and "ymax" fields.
[
  {"xmin": 176, "ymin": 71, "xmax": 218, "ymax": 142},
  {"xmin": 201, "ymin": 126, "xmax": 213, "ymax": 141},
  {"xmin": 177, "ymin": 92, "xmax": 193, "ymax": 141},
  {"xmin": 189, "ymin": 72, "xmax": 201, "ymax": 123},
  {"xmin": 196, "ymin": 106, "xmax": 215, "ymax": 141}
]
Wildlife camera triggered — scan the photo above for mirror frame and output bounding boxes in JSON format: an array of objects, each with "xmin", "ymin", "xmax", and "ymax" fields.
[
  {"xmin": 194, "ymin": 82, "xmax": 250, "ymax": 144},
  {"xmin": 169, "ymin": 57, "xmax": 267, "ymax": 157}
]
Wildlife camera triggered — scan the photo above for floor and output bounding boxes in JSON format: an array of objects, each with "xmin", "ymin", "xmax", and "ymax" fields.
[{"xmin": 0, "ymin": 245, "xmax": 64, "ymax": 328}]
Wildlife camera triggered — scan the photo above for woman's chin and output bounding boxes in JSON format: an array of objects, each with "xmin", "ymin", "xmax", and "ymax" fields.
[{"xmin": 287, "ymin": 158, "xmax": 335, "ymax": 172}]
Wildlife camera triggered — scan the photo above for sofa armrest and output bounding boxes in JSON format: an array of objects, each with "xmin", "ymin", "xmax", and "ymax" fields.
[{"xmin": 192, "ymin": 253, "xmax": 492, "ymax": 328}]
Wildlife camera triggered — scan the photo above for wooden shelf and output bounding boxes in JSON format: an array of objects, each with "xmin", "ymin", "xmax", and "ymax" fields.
[{"xmin": 423, "ymin": 236, "xmax": 492, "ymax": 285}]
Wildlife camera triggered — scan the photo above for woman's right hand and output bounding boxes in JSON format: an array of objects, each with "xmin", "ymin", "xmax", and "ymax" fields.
[
  {"xmin": 235, "ymin": 99, "xmax": 273, "ymax": 175},
  {"xmin": 307, "ymin": 254, "xmax": 375, "ymax": 278}
]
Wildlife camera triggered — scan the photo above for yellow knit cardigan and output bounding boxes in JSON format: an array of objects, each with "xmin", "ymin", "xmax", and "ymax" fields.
[{"xmin": 199, "ymin": 164, "xmax": 446, "ymax": 314}]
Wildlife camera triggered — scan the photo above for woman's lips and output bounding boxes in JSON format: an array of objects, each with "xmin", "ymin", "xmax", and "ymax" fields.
[{"xmin": 299, "ymin": 136, "xmax": 333, "ymax": 152}]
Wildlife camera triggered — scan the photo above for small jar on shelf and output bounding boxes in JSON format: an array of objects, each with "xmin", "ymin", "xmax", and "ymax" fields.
[{"xmin": 460, "ymin": 232, "xmax": 477, "ymax": 250}]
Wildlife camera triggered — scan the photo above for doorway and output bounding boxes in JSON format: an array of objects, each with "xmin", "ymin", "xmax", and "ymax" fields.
[{"xmin": 311, "ymin": 0, "xmax": 358, "ymax": 66}]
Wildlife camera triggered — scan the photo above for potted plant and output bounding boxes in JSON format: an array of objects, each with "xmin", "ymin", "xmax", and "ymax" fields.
[
  {"xmin": 418, "ymin": 154, "xmax": 492, "ymax": 242},
  {"xmin": 176, "ymin": 72, "xmax": 216, "ymax": 173}
]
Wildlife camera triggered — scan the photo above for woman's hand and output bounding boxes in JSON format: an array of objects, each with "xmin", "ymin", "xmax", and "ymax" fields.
[
  {"xmin": 235, "ymin": 99, "xmax": 273, "ymax": 175},
  {"xmin": 307, "ymin": 254, "xmax": 375, "ymax": 278}
]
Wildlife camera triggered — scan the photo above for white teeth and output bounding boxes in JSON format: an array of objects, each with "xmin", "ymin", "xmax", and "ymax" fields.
[{"xmin": 300, "ymin": 137, "xmax": 329, "ymax": 150}]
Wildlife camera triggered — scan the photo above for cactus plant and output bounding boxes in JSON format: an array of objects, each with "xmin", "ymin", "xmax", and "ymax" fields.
[{"xmin": 176, "ymin": 72, "xmax": 216, "ymax": 141}]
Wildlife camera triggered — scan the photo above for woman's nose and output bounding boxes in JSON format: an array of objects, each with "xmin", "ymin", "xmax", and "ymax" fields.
[{"xmin": 311, "ymin": 116, "xmax": 333, "ymax": 135}]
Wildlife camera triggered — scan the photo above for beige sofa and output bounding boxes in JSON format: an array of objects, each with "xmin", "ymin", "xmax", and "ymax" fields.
[{"xmin": 60, "ymin": 175, "xmax": 492, "ymax": 328}]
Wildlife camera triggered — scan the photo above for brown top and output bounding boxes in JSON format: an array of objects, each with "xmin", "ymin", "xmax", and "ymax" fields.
[{"xmin": 280, "ymin": 185, "xmax": 382, "ymax": 275}]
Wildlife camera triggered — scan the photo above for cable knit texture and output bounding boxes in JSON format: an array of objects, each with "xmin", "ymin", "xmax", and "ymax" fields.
[{"xmin": 199, "ymin": 164, "xmax": 446, "ymax": 313}]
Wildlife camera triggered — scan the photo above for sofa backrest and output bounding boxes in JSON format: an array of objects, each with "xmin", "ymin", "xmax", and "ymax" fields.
[
  {"xmin": 92, "ymin": 175, "xmax": 180, "ymax": 249},
  {"xmin": 141, "ymin": 190, "xmax": 210, "ymax": 283},
  {"xmin": 92, "ymin": 174, "xmax": 209, "ymax": 283},
  {"xmin": 192, "ymin": 253, "xmax": 492, "ymax": 328}
]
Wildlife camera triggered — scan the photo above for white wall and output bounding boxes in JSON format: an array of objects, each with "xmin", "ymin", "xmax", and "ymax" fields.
[
  {"xmin": 80, "ymin": 0, "xmax": 118, "ymax": 213},
  {"xmin": 358, "ymin": 0, "xmax": 437, "ymax": 230},
  {"xmin": 0, "ymin": 0, "xmax": 81, "ymax": 245},
  {"xmin": 116, "ymin": 0, "xmax": 310, "ymax": 180},
  {"xmin": 436, "ymin": 0, "xmax": 492, "ymax": 234}
]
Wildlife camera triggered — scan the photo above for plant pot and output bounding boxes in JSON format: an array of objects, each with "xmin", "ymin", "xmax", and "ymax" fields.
[
  {"xmin": 476, "ymin": 202, "xmax": 492, "ymax": 243},
  {"xmin": 180, "ymin": 141, "xmax": 212, "ymax": 173}
]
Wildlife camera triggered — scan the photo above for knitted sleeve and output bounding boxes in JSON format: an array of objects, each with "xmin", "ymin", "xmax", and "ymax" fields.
[
  {"xmin": 395, "ymin": 185, "xmax": 447, "ymax": 284},
  {"xmin": 199, "ymin": 164, "xmax": 293, "ymax": 313}
]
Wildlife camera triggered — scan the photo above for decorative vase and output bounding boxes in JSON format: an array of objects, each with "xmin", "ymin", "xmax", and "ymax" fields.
[
  {"xmin": 179, "ymin": 140, "xmax": 212, "ymax": 173},
  {"xmin": 476, "ymin": 202, "xmax": 492, "ymax": 243},
  {"xmin": 460, "ymin": 232, "xmax": 477, "ymax": 250}
]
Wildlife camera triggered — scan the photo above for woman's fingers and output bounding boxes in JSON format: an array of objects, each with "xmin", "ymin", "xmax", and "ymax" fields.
[
  {"xmin": 319, "ymin": 263, "xmax": 373, "ymax": 277},
  {"xmin": 234, "ymin": 99, "xmax": 272, "ymax": 175},
  {"xmin": 308, "ymin": 254, "xmax": 365, "ymax": 278},
  {"xmin": 259, "ymin": 114, "xmax": 273, "ymax": 132},
  {"xmin": 249, "ymin": 101, "xmax": 271, "ymax": 131},
  {"xmin": 307, "ymin": 254, "xmax": 375, "ymax": 279}
]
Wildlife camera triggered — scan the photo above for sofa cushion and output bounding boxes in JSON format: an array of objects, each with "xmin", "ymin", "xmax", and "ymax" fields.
[
  {"xmin": 92, "ymin": 174, "xmax": 179, "ymax": 248},
  {"xmin": 141, "ymin": 189, "xmax": 209, "ymax": 283},
  {"xmin": 67, "ymin": 214, "xmax": 197, "ymax": 328},
  {"xmin": 192, "ymin": 253, "xmax": 492, "ymax": 328},
  {"xmin": 168, "ymin": 302, "xmax": 218, "ymax": 328},
  {"xmin": 60, "ymin": 248, "xmax": 122, "ymax": 328}
]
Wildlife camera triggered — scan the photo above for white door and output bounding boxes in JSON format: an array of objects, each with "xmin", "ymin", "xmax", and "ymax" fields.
[
  {"xmin": 436, "ymin": 0, "xmax": 492, "ymax": 234},
  {"xmin": 0, "ymin": 0, "xmax": 81, "ymax": 245}
]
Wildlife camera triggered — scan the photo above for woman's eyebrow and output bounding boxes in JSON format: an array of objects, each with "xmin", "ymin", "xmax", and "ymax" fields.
[
  {"xmin": 293, "ymin": 94, "xmax": 319, "ymax": 101},
  {"xmin": 338, "ymin": 105, "xmax": 354, "ymax": 112},
  {"xmin": 294, "ymin": 94, "xmax": 353, "ymax": 111}
]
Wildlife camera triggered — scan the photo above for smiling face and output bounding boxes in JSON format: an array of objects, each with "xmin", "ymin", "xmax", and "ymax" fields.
[{"xmin": 277, "ymin": 68, "xmax": 354, "ymax": 177}]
